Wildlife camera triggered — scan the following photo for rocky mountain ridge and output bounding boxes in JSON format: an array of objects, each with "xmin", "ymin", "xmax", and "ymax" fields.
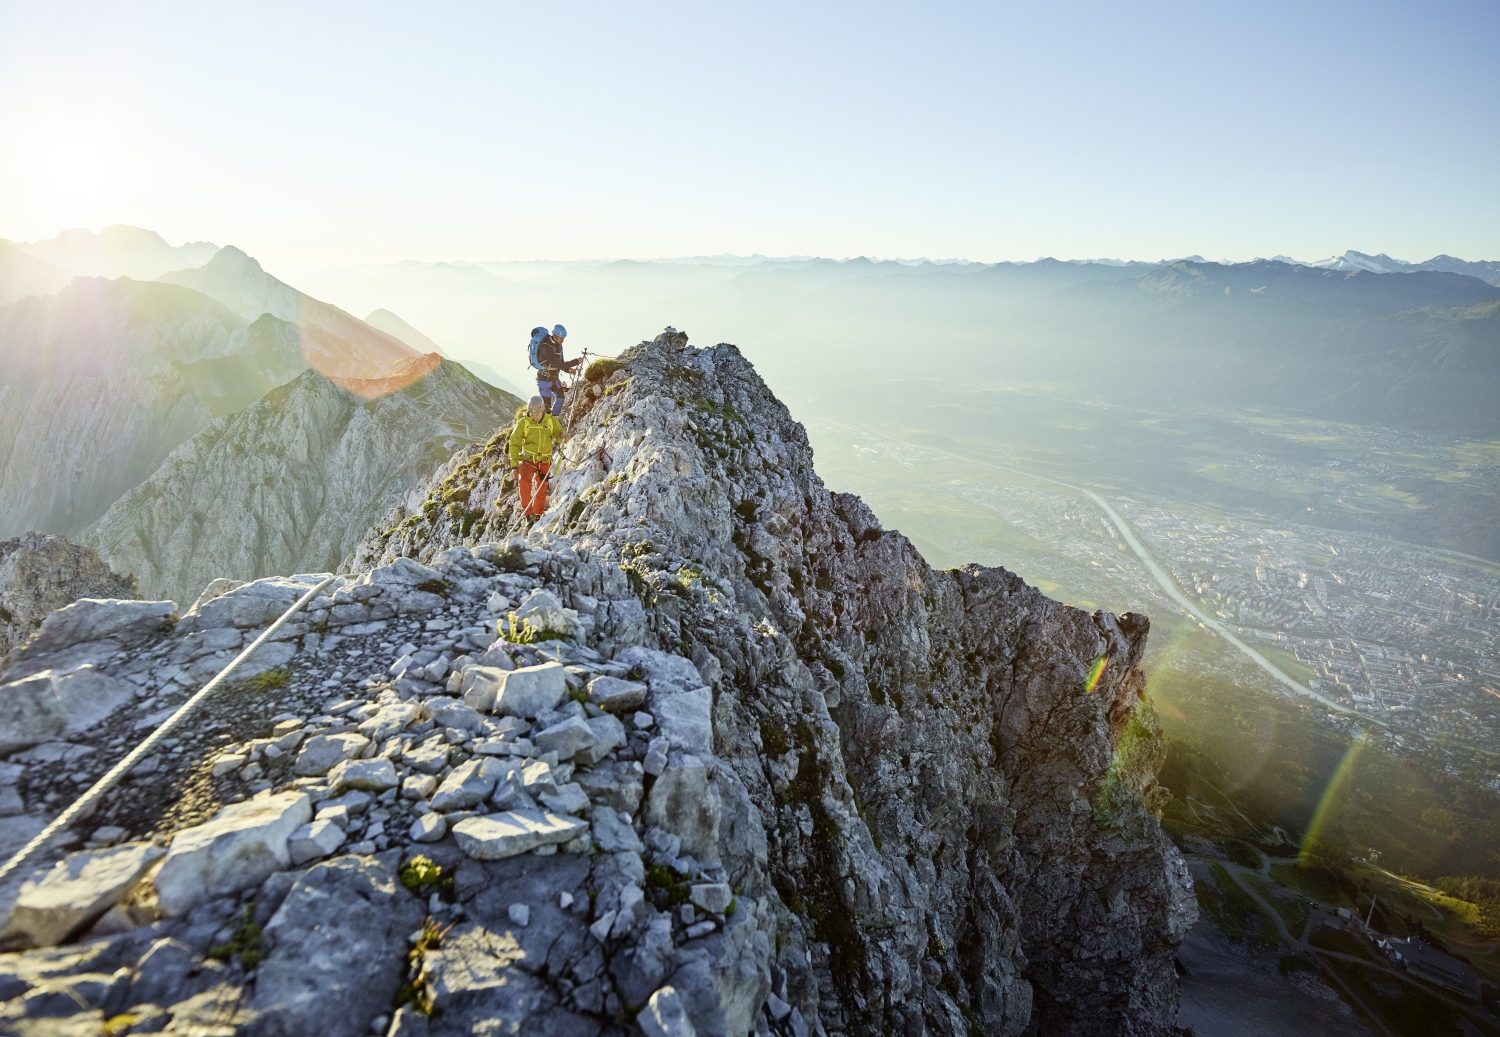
[
  {"xmin": 0, "ymin": 331, "xmax": 1192, "ymax": 1036},
  {"xmin": 0, "ymin": 277, "xmax": 307, "ymax": 539},
  {"xmin": 82, "ymin": 361, "xmax": 521, "ymax": 606},
  {"xmin": 0, "ymin": 534, "xmax": 139, "ymax": 657}
]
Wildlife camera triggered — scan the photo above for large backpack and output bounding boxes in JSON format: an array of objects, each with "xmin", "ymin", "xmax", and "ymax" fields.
[{"xmin": 527, "ymin": 327, "xmax": 547, "ymax": 372}]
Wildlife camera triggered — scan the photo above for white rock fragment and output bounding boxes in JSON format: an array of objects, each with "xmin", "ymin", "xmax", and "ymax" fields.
[
  {"xmin": 589, "ymin": 908, "xmax": 617, "ymax": 942},
  {"xmin": 287, "ymin": 818, "xmax": 346, "ymax": 865},
  {"xmin": 651, "ymin": 685, "xmax": 713, "ymax": 755},
  {"xmin": 461, "ymin": 661, "xmax": 567, "ymax": 717},
  {"xmin": 357, "ymin": 702, "xmax": 420, "ymax": 742},
  {"xmin": 328, "ymin": 757, "xmax": 399, "ymax": 793},
  {"xmin": 689, "ymin": 883, "xmax": 733, "ymax": 915},
  {"xmin": 450, "ymin": 810, "xmax": 587, "ymax": 860},
  {"xmin": 0, "ymin": 666, "xmax": 136, "ymax": 755},
  {"xmin": 314, "ymin": 804, "xmax": 350, "ymax": 829},
  {"xmin": 293, "ymin": 732, "xmax": 370, "ymax": 777},
  {"xmin": 154, "ymin": 791, "xmax": 312, "ymax": 916},
  {"xmin": 587, "ymin": 675, "xmax": 648, "ymax": 713},
  {"xmin": 639, "ymin": 985, "xmax": 698, "ymax": 1037},
  {"xmin": 0, "ymin": 842, "xmax": 165, "ymax": 948},
  {"xmin": 512, "ymin": 589, "xmax": 572, "ymax": 636},
  {"xmin": 533, "ymin": 715, "xmax": 601, "ymax": 760},
  {"xmin": 402, "ymin": 774, "xmax": 438, "ymax": 800},
  {"xmin": 591, "ymin": 807, "xmax": 644, "ymax": 854},
  {"xmin": 507, "ymin": 902, "xmax": 530, "ymax": 927},
  {"xmin": 645, "ymin": 756, "xmax": 721, "ymax": 861},
  {"xmin": 410, "ymin": 813, "xmax": 447, "ymax": 843},
  {"xmin": 538, "ymin": 782, "xmax": 589, "ymax": 816},
  {"xmin": 212, "ymin": 754, "xmax": 247, "ymax": 777},
  {"xmin": 430, "ymin": 759, "xmax": 502, "ymax": 811}
]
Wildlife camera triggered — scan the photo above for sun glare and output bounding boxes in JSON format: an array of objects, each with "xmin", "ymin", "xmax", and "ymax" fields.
[{"xmin": 43, "ymin": 138, "xmax": 109, "ymax": 198}]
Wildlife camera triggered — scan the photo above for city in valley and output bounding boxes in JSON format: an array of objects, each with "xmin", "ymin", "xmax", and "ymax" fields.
[{"xmin": 815, "ymin": 423, "xmax": 1500, "ymax": 771}]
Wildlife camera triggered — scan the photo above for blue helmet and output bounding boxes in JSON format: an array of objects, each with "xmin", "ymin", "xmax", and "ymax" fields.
[{"xmin": 552, "ymin": 324, "xmax": 567, "ymax": 339}]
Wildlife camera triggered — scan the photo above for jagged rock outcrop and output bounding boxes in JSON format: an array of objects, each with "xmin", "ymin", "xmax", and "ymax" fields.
[
  {"xmin": 81, "ymin": 362, "xmax": 521, "ymax": 606},
  {"xmin": 0, "ymin": 533, "xmax": 139, "ymax": 657},
  {"xmin": 0, "ymin": 277, "xmax": 306, "ymax": 538},
  {"xmin": 0, "ymin": 331, "xmax": 1191, "ymax": 1036},
  {"xmin": 351, "ymin": 330, "xmax": 1196, "ymax": 1034}
]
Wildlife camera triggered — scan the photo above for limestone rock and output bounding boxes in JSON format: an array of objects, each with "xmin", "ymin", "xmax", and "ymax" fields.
[
  {"xmin": 640, "ymin": 985, "xmax": 698, "ymax": 1037},
  {"xmin": 689, "ymin": 883, "xmax": 733, "ymax": 916},
  {"xmin": 532, "ymin": 715, "xmax": 600, "ymax": 760},
  {"xmin": 587, "ymin": 675, "xmax": 648, "ymax": 713},
  {"xmin": 0, "ymin": 666, "xmax": 136, "ymax": 756},
  {"xmin": 153, "ymin": 791, "xmax": 312, "ymax": 915},
  {"xmin": 0, "ymin": 842, "xmax": 164, "ymax": 949},
  {"xmin": 645, "ymin": 756, "xmax": 721, "ymax": 862},
  {"xmin": 511, "ymin": 589, "xmax": 572, "ymax": 637},
  {"xmin": 461, "ymin": 660, "xmax": 567, "ymax": 717},
  {"xmin": 251, "ymin": 853, "xmax": 424, "ymax": 1037},
  {"xmin": 410, "ymin": 813, "xmax": 447, "ymax": 843},
  {"xmin": 451, "ymin": 811, "xmax": 588, "ymax": 860},
  {"xmin": 288, "ymin": 818, "xmax": 347, "ymax": 865},
  {"xmin": 0, "ymin": 533, "xmax": 139, "ymax": 657},
  {"xmin": 430, "ymin": 759, "xmax": 502, "ymax": 812},
  {"xmin": 294, "ymin": 732, "xmax": 370, "ymax": 776},
  {"xmin": 328, "ymin": 757, "xmax": 399, "ymax": 794}
]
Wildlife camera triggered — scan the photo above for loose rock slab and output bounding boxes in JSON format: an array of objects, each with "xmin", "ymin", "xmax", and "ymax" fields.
[
  {"xmin": 153, "ymin": 790, "xmax": 311, "ymax": 916},
  {"xmin": 451, "ymin": 810, "xmax": 587, "ymax": 860},
  {"xmin": 0, "ymin": 842, "xmax": 164, "ymax": 948}
]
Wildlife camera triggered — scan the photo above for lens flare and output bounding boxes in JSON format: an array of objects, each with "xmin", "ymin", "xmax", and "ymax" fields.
[
  {"xmin": 1084, "ymin": 656, "xmax": 1107, "ymax": 694},
  {"xmin": 1298, "ymin": 729, "xmax": 1370, "ymax": 864}
]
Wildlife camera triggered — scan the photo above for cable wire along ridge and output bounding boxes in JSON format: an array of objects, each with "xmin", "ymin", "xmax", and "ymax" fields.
[{"xmin": 0, "ymin": 573, "xmax": 342, "ymax": 886}]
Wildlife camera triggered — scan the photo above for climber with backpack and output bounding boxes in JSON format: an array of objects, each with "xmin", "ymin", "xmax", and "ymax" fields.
[
  {"xmin": 509, "ymin": 395, "xmax": 567, "ymax": 518},
  {"xmin": 528, "ymin": 324, "xmax": 582, "ymax": 417}
]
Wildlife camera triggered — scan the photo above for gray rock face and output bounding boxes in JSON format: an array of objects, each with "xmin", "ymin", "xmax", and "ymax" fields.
[
  {"xmin": 0, "ymin": 666, "xmax": 135, "ymax": 756},
  {"xmin": 0, "ymin": 330, "xmax": 1188, "ymax": 1037},
  {"xmin": 249, "ymin": 853, "xmax": 423, "ymax": 1037},
  {"xmin": 0, "ymin": 843, "xmax": 164, "ymax": 949},
  {"xmin": 0, "ymin": 533, "xmax": 139, "ymax": 657},
  {"xmin": 82, "ymin": 360, "xmax": 519, "ymax": 606},
  {"xmin": 153, "ymin": 791, "xmax": 312, "ymax": 916},
  {"xmin": 354, "ymin": 330, "xmax": 1194, "ymax": 1035}
]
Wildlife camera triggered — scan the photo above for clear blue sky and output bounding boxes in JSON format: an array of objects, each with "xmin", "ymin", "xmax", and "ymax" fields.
[{"xmin": 2, "ymin": 0, "xmax": 1495, "ymax": 264}]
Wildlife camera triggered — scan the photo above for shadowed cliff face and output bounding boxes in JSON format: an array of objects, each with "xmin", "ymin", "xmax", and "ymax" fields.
[{"xmin": 356, "ymin": 331, "xmax": 1196, "ymax": 1035}]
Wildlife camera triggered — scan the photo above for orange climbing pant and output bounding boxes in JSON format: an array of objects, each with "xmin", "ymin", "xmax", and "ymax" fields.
[{"xmin": 518, "ymin": 460, "xmax": 552, "ymax": 516}]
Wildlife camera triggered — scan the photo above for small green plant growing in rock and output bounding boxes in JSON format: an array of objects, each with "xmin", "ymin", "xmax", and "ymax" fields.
[
  {"xmin": 208, "ymin": 906, "xmax": 264, "ymax": 969},
  {"xmin": 395, "ymin": 917, "xmax": 451, "ymax": 1015},
  {"xmin": 399, "ymin": 855, "xmax": 455, "ymax": 900},
  {"xmin": 245, "ymin": 668, "xmax": 290, "ymax": 692},
  {"xmin": 584, "ymin": 357, "xmax": 624, "ymax": 383},
  {"xmin": 646, "ymin": 863, "xmax": 692, "ymax": 907},
  {"xmin": 414, "ymin": 578, "xmax": 451, "ymax": 597},
  {"xmin": 501, "ymin": 612, "xmax": 567, "ymax": 645},
  {"xmin": 567, "ymin": 686, "xmax": 590, "ymax": 706}
]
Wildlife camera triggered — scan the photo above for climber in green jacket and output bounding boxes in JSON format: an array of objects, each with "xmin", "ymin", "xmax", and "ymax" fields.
[{"xmin": 509, "ymin": 396, "xmax": 567, "ymax": 516}]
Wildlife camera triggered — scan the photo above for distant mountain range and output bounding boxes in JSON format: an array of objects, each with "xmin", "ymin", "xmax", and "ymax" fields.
[
  {"xmin": 0, "ymin": 227, "xmax": 521, "ymax": 604},
  {"xmin": 16, "ymin": 225, "xmax": 218, "ymax": 280}
]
